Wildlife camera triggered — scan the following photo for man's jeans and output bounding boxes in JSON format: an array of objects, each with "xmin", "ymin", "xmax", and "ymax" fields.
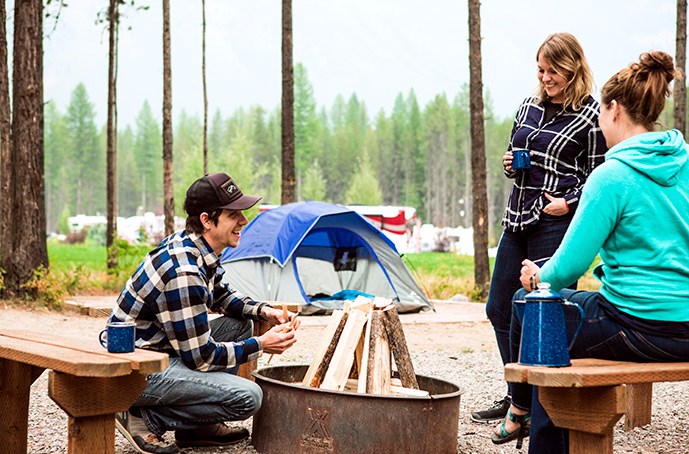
[
  {"xmin": 509, "ymin": 289, "xmax": 689, "ymax": 454},
  {"xmin": 133, "ymin": 316, "xmax": 263, "ymax": 436}
]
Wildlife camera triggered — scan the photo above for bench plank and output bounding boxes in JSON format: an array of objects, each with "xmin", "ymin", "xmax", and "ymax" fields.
[
  {"xmin": 0, "ymin": 336, "xmax": 134, "ymax": 377},
  {"xmin": 506, "ymin": 358, "xmax": 689, "ymax": 387},
  {"xmin": 0, "ymin": 329, "xmax": 168, "ymax": 374},
  {"xmin": 528, "ymin": 359, "xmax": 689, "ymax": 387}
]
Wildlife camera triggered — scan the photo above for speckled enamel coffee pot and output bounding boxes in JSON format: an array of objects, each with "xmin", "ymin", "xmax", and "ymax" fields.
[{"xmin": 518, "ymin": 282, "xmax": 585, "ymax": 367}]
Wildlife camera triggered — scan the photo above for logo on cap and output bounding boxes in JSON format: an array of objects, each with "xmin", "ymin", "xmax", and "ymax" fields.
[{"xmin": 226, "ymin": 184, "xmax": 238, "ymax": 195}]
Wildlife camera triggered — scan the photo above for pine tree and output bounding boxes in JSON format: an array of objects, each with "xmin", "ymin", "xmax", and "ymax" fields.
[
  {"xmin": 66, "ymin": 83, "xmax": 101, "ymax": 215},
  {"xmin": 134, "ymin": 101, "xmax": 163, "ymax": 213}
]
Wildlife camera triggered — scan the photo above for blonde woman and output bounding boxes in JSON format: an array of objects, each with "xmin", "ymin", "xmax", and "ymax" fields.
[{"xmin": 472, "ymin": 32, "xmax": 607, "ymax": 429}]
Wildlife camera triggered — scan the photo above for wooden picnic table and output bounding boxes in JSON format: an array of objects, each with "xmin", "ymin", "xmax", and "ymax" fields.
[
  {"xmin": 0, "ymin": 329, "xmax": 169, "ymax": 454},
  {"xmin": 505, "ymin": 358, "xmax": 689, "ymax": 454}
]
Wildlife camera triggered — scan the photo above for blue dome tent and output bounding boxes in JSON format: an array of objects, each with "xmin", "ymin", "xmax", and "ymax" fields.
[{"xmin": 220, "ymin": 201, "xmax": 432, "ymax": 315}]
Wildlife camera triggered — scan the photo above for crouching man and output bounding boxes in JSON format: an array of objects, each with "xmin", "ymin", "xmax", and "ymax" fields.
[{"xmin": 108, "ymin": 172, "xmax": 299, "ymax": 453}]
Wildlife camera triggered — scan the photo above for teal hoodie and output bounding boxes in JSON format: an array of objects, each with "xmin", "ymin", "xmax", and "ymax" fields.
[{"xmin": 540, "ymin": 129, "xmax": 689, "ymax": 321}]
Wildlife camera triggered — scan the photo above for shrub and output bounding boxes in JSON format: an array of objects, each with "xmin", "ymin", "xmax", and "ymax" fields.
[
  {"xmin": 86, "ymin": 224, "xmax": 107, "ymax": 246},
  {"xmin": 64, "ymin": 230, "xmax": 87, "ymax": 244},
  {"xmin": 20, "ymin": 265, "xmax": 69, "ymax": 310}
]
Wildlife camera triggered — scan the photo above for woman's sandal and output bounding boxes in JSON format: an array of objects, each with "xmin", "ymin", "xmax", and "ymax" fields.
[{"xmin": 491, "ymin": 409, "xmax": 531, "ymax": 449}]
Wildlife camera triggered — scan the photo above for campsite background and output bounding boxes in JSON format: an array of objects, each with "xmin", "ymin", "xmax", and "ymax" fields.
[
  {"xmin": 0, "ymin": 0, "xmax": 671, "ymax": 306},
  {"xmin": 37, "ymin": 0, "xmax": 684, "ymax": 241}
]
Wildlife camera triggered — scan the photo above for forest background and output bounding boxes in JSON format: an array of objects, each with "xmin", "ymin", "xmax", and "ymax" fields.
[
  {"xmin": 45, "ymin": 70, "xmax": 680, "ymax": 247},
  {"xmin": 2, "ymin": 0, "xmax": 684, "ymax": 305},
  {"xmin": 45, "ymin": 73, "xmax": 515, "ymax": 245}
]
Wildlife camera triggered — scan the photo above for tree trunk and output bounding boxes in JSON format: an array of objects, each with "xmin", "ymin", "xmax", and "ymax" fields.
[
  {"xmin": 162, "ymin": 0, "xmax": 174, "ymax": 236},
  {"xmin": 202, "ymin": 0, "xmax": 209, "ymax": 175},
  {"xmin": 468, "ymin": 0, "xmax": 490, "ymax": 299},
  {"xmin": 281, "ymin": 0, "xmax": 296, "ymax": 204},
  {"xmin": 1, "ymin": 0, "xmax": 47, "ymax": 297},
  {"xmin": 0, "ymin": 0, "xmax": 11, "ymax": 265},
  {"xmin": 675, "ymin": 0, "xmax": 687, "ymax": 135},
  {"xmin": 106, "ymin": 0, "xmax": 119, "ymax": 269}
]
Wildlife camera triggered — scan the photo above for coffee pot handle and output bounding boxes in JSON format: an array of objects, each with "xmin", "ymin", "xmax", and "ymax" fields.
[{"xmin": 563, "ymin": 301, "xmax": 585, "ymax": 351}]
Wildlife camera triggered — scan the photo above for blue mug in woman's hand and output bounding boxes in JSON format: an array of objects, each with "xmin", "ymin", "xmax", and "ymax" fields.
[{"xmin": 512, "ymin": 149, "xmax": 531, "ymax": 169}]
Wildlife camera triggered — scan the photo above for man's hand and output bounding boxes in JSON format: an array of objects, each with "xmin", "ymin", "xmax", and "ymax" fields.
[
  {"xmin": 258, "ymin": 323, "xmax": 297, "ymax": 354},
  {"xmin": 261, "ymin": 306, "xmax": 301, "ymax": 330},
  {"xmin": 543, "ymin": 193, "xmax": 570, "ymax": 216}
]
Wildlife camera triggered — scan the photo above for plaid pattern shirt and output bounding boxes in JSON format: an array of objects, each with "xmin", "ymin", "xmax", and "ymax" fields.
[
  {"xmin": 503, "ymin": 96, "xmax": 607, "ymax": 232},
  {"xmin": 109, "ymin": 231, "xmax": 267, "ymax": 372}
]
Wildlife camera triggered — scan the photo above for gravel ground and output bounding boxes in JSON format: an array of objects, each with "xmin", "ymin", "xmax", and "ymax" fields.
[{"xmin": 3, "ymin": 303, "xmax": 689, "ymax": 453}]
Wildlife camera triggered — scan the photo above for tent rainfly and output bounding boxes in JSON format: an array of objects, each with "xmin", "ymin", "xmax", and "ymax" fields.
[{"xmin": 220, "ymin": 201, "xmax": 432, "ymax": 315}]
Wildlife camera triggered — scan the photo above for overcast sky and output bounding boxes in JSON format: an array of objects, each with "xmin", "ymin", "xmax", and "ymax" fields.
[{"xmin": 27, "ymin": 0, "xmax": 677, "ymax": 128}]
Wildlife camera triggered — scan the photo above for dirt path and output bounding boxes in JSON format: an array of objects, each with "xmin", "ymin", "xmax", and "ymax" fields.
[{"xmin": 0, "ymin": 301, "xmax": 496, "ymax": 358}]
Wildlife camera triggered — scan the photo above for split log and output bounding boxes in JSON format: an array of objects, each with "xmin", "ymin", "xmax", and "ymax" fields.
[
  {"xmin": 302, "ymin": 310, "xmax": 348, "ymax": 387},
  {"xmin": 391, "ymin": 385, "xmax": 429, "ymax": 398},
  {"xmin": 383, "ymin": 305, "xmax": 419, "ymax": 389},
  {"xmin": 366, "ymin": 310, "xmax": 391, "ymax": 395},
  {"xmin": 357, "ymin": 309, "xmax": 373, "ymax": 393},
  {"xmin": 345, "ymin": 295, "xmax": 373, "ymax": 313},
  {"xmin": 320, "ymin": 310, "xmax": 368, "ymax": 391},
  {"xmin": 344, "ymin": 378, "xmax": 358, "ymax": 392}
]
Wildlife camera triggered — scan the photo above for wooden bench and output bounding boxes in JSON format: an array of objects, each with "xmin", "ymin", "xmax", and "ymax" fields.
[
  {"xmin": 505, "ymin": 358, "xmax": 689, "ymax": 454},
  {"xmin": 0, "ymin": 329, "xmax": 169, "ymax": 454}
]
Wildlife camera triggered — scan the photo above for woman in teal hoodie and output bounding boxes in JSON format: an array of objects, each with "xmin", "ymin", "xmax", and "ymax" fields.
[{"xmin": 494, "ymin": 51, "xmax": 689, "ymax": 452}]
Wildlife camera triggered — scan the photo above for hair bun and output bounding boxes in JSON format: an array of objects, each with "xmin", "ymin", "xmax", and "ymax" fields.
[{"xmin": 638, "ymin": 51, "xmax": 676, "ymax": 83}]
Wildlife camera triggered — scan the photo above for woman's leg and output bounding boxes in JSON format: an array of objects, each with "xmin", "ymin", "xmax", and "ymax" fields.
[
  {"xmin": 526, "ymin": 214, "xmax": 577, "ymax": 289},
  {"xmin": 508, "ymin": 288, "xmax": 532, "ymax": 410},
  {"xmin": 486, "ymin": 230, "xmax": 526, "ymax": 366},
  {"xmin": 525, "ymin": 289, "xmax": 689, "ymax": 454}
]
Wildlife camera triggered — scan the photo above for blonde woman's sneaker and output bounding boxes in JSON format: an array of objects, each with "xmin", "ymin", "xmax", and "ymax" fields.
[
  {"xmin": 175, "ymin": 422, "xmax": 250, "ymax": 447},
  {"xmin": 470, "ymin": 395, "xmax": 511, "ymax": 423},
  {"xmin": 115, "ymin": 412, "xmax": 179, "ymax": 454}
]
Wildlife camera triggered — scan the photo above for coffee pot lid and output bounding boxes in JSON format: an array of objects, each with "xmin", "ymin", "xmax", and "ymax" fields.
[{"xmin": 524, "ymin": 282, "xmax": 563, "ymax": 302}]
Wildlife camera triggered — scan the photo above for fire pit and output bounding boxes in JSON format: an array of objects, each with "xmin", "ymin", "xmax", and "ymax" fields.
[{"xmin": 251, "ymin": 365, "xmax": 462, "ymax": 454}]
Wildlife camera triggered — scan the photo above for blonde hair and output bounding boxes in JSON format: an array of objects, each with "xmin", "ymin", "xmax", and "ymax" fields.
[
  {"xmin": 601, "ymin": 51, "xmax": 678, "ymax": 130},
  {"xmin": 536, "ymin": 32, "xmax": 594, "ymax": 111}
]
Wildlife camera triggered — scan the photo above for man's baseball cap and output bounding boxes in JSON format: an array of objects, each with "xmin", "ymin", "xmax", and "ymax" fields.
[{"xmin": 184, "ymin": 173, "xmax": 262, "ymax": 216}]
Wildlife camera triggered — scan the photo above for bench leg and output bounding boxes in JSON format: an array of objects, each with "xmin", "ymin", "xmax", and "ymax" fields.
[
  {"xmin": 569, "ymin": 431, "xmax": 614, "ymax": 454},
  {"xmin": 67, "ymin": 414, "xmax": 114, "ymax": 454},
  {"xmin": 48, "ymin": 371, "xmax": 148, "ymax": 454},
  {"xmin": 538, "ymin": 385, "xmax": 625, "ymax": 454},
  {"xmin": 625, "ymin": 382, "xmax": 652, "ymax": 430},
  {"xmin": 0, "ymin": 359, "xmax": 44, "ymax": 454}
]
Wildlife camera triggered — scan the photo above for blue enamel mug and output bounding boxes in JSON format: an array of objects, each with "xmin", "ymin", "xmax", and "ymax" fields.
[
  {"xmin": 99, "ymin": 321, "xmax": 136, "ymax": 353},
  {"xmin": 511, "ymin": 149, "xmax": 531, "ymax": 169},
  {"xmin": 518, "ymin": 283, "xmax": 585, "ymax": 367}
]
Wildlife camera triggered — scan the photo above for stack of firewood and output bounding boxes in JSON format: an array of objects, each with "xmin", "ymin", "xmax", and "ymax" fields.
[{"xmin": 302, "ymin": 296, "xmax": 429, "ymax": 397}]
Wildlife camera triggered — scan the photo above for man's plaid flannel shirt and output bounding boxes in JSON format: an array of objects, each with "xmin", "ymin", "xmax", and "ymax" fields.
[{"xmin": 109, "ymin": 231, "xmax": 267, "ymax": 372}]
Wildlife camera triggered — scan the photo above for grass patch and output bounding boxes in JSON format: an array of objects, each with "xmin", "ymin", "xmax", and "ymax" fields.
[
  {"xmin": 403, "ymin": 252, "xmax": 601, "ymax": 301},
  {"xmin": 47, "ymin": 240, "xmax": 150, "ymax": 295},
  {"xmin": 42, "ymin": 244, "xmax": 601, "ymax": 305},
  {"xmin": 403, "ymin": 253, "xmax": 496, "ymax": 301},
  {"xmin": 49, "ymin": 242, "xmax": 108, "ymax": 272}
]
